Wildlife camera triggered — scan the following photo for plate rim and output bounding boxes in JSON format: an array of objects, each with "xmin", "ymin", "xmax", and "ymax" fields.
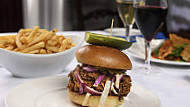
[{"xmin": 126, "ymin": 49, "xmax": 190, "ymax": 66}]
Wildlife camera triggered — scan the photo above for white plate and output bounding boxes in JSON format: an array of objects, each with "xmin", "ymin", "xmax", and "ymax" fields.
[
  {"xmin": 126, "ymin": 43, "xmax": 190, "ymax": 66},
  {"xmin": 5, "ymin": 75, "xmax": 160, "ymax": 107}
]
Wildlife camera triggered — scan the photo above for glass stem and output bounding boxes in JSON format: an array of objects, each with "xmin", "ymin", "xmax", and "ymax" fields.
[
  {"xmin": 144, "ymin": 40, "xmax": 151, "ymax": 70},
  {"xmin": 125, "ymin": 24, "xmax": 131, "ymax": 41}
]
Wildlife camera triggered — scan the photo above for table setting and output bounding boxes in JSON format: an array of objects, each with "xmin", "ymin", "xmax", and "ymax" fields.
[
  {"xmin": 0, "ymin": 29, "xmax": 190, "ymax": 107},
  {"xmin": 1, "ymin": 0, "xmax": 190, "ymax": 107}
]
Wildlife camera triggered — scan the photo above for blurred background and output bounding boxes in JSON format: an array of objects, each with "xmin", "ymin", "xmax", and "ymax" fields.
[
  {"xmin": 1, "ymin": 0, "xmax": 190, "ymax": 40},
  {"xmin": 0, "ymin": 0, "xmax": 126, "ymax": 32}
]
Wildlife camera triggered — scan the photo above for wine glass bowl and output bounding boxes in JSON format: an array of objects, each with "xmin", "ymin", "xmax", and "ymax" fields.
[
  {"xmin": 133, "ymin": 0, "xmax": 168, "ymax": 74},
  {"xmin": 116, "ymin": 0, "xmax": 135, "ymax": 41}
]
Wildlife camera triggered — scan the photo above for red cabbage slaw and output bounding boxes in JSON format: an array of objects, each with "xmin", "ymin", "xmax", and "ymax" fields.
[
  {"xmin": 82, "ymin": 66, "xmax": 98, "ymax": 72},
  {"xmin": 93, "ymin": 75, "xmax": 105, "ymax": 87},
  {"xmin": 75, "ymin": 71, "xmax": 102, "ymax": 95}
]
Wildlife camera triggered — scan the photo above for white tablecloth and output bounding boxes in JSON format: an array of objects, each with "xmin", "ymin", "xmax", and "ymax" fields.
[{"xmin": 0, "ymin": 31, "xmax": 190, "ymax": 107}]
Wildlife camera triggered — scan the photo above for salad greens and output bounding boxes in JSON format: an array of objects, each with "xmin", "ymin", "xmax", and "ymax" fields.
[{"xmin": 153, "ymin": 44, "xmax": 188, "ymax": 58}]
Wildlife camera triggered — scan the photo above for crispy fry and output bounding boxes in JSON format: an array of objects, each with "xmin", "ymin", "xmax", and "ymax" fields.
[
  {"xmin": 39, "ymin": 49, "xmax": 46, "ymax": 54},
  {"xmin": 23, "ymin": 32, "xmax": 30, "ymax": 37},
  {"xmin": 4, "ymin": 45, "xmax": 15, "ymax": 50},
  {"xmin": 25, "ymin": 26, "xmax": 39, "ymax": 43},
  {"xmin": 13, "ymin": 48, "xmax": 19, "ymax": 52},
  {"xmin": 46, "ymin": 40, "xmax": 58, "ymax": 46},
  {"xmin": 0, "ymin": 44, "xmax": 4, "ymax": 48},
  {"xmin": 0, "ymin": 35, "xmax": 16, "ymax": 44},
  {"xmin": 25, "ymin": 31, "xmax": 36, "ymax": 43},
  {"xmin": 51, "ymin": 35, "xmax": 57, "ymax": 41},
  {"xmin": 46, "ymin": 45, "xmax": 59, "ymax": 53},
  {"xmin": 59, "ymin": 42, "xmax": 67, "ymax": 52},
  {"xmin": 22, "ymin": 42, "xmax": 45, "ymax": 53},
  {"xmin": 20, "ymin": 36, "xmax": 27, "ymax": 44},
  {"xmin": 47, "ymin": 50, "xmax": 53, "ymax": 54},
  {"xmin": 16, "ymin": 31, "xmax": 23, "ymax": 50},
  {"xmin": 45, "ymin": 32, "xmax": 54, "ymax": 41},
  {"xmin": 27, "ymin": 49, "xmax": 40, "ymax": 54},
  {"xmin": 0, "ymin": 26, "xmax": 75, "ymax": 54},
  {"xmin": 57, "ymin": 36, "xmax": 65, "ymax": 44},
  {"xmin": 27, "ymin": 33, "xmax": 46, "ymax": 46}
]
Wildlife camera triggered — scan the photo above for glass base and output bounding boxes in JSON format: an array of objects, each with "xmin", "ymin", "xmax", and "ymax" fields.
[{"xmin": 133, "ymin": 66, "xmax": 162, "ymax": 76}]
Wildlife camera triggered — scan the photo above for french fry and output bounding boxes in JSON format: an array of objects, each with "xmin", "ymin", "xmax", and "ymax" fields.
[
  {"xmin": 46, "ymin": 45, "xmax": 59, "ymax": 53},
  {"xmin": 0, "ymin": 44, "xmax": 5, "ymax": 48},
  {"xmin": 45, "ymin": 32, "xmax": 54, "ymax": 41},
  {"xmin": 13, "ymin": 48, "xmax": 19, "ymax": 52},
  {"xmin": 0, "ymin": 26, "xmax": 75, "ymax": 54},
  {"xmin": 22, "ymin": 42, "xmax": 45, "ymax": 53},
  {"xmin": 27, "ymin": 33, "xmax": 46, "ymax": 46},
  {"xmin": 25, "ymin": 26, "xmax": 39, "ymax": 43},
  {"xmin": 23, "ymin": 32, "xmax": 30, "ymax": 37},
  {"xmin": 25, "ymin": 31, "xmax": 36, "ymax": 43},
  {"xmin": 47, "ymin": 49, "xmax": 53, "ymax": 54},
  {"xmin": 0, "ymin": 35, "xmax": 16, "ymax": 44},
  {"xmin": 59, "ymin": 40, "xmax": 67, "ymax": 52},
  {"xmin": 46, "ymin": 40, "xmax": 57, "ymax": 46},
  {"xmin": 4, "ymin": 45, "xmax": 15, "ymax": 50},
  {"xmin": 51, "ymin": 35, "xmax": 57, "ymax": 41},
  {"xmin": 39, "ymin": 49, "xmax": 46, "ymax": 54},
  {"xmin": 27, "ymin": 49, "xmax": 40, "ymax": 54},
  {"xmin": 20, "ymin": 36, "xmax": 27, "ymax": 44},
  {"xmin": 57, "ymin": 36, "xmax": 65, "ymax": 45},
  {"xmin": 16, "ymin": 31, "xmax": 23, "ymax": 50}
]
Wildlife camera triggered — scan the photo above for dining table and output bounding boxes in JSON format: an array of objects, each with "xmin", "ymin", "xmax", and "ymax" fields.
[{"xmin": 0, "ymin": 31, "xmax": 190, "ymax": 107}]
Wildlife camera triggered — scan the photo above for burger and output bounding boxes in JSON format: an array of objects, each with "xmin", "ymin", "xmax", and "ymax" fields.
[{"xmin": 67, "ymin": 45, "xmax": 132, "ymax": 107}]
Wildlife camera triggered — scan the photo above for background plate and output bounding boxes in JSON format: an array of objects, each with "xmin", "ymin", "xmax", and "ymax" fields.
[
  {"xmin": 5, "ymin": 75, "xmax": 160, "ymax": 107},
  {"xmin": 126, "ymin": 43, "xmax": 190, "ymax": 66}
]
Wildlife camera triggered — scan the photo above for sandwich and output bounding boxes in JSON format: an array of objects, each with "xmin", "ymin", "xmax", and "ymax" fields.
[{"xmin": 67, "ymin": 45, "xmax": 132, "ymax": 107}]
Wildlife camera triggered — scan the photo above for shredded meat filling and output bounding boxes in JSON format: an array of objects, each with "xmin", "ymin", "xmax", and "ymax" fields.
[{"xmin": 67, "ymin": 65, "xmax": 131, "ymax": 97}]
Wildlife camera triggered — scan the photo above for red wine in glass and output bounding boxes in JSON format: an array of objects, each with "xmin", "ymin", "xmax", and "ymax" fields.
[{"xmin": 134, "ymin": 6, "xmax": 167, "ymax": 42}]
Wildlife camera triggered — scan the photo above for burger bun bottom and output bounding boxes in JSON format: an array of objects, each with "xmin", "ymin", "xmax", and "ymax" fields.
[{"xmin": 67, "ymin": 88, "xmax": 124, "ymax": 107}]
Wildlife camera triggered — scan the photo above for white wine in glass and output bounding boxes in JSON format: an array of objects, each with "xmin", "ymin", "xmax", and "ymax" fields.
[{"xmin": 116, "ymin": 0, "xmax": 134, "ymax": 41}]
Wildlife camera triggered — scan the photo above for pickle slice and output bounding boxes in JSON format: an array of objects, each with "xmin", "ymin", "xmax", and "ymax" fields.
[{"xmin": 85, "ymin": 32, "xmax": 132, "ymax": 50}]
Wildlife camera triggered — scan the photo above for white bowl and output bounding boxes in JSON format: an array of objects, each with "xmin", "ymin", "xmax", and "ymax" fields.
[{"xmin": 0, "ymin": 35, "xmax": 83, "ymax": 78}]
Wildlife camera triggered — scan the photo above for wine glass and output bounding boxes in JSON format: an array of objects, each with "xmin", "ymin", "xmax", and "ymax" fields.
[
  {"xmin": 116, "ymin": 0, "xmax": 135, "ymax": 41},
  {"xmin": 133, "ymin": 0, "xmax": 168, "ymax": 74}
]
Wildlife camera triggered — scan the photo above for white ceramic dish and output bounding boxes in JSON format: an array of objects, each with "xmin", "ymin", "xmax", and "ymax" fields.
[
  {"xmin": 5, "ymin": 75, "xmax": 160, "ymax": 107},
  {"xmin": 0, "ymin": 34, "xmax": 83, "ymax": 78},
  {"xmin": 126, "ymin": 43, "xmax": 190, "ymax": 66}
]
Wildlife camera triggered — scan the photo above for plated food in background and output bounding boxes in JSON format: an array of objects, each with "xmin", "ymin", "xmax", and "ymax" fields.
[
  {"xmin": 0, "ymin": 26, "xmax": 75, "ymax": 54},
  {"xmin": 67, "ymin": 45, "xmax": 132, "ymax": 107},
  {"xmin": 152, "ymin": 34, "xmax": 190, "ymax": 62}
]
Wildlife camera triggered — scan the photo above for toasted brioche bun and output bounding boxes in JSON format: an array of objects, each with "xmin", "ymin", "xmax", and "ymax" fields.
[
  {"xmin": 67, "ymin": 88, "xmax": 124, "ymax": 107},
  {"xmin": 75, "ymin": 45, "xmax": 132, "ymax": 70}
]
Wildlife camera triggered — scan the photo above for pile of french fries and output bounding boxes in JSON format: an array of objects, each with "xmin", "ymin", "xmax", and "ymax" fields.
[{"xmin": 0, "ymin": 26, "xmax": 76, "ymax": 54}]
